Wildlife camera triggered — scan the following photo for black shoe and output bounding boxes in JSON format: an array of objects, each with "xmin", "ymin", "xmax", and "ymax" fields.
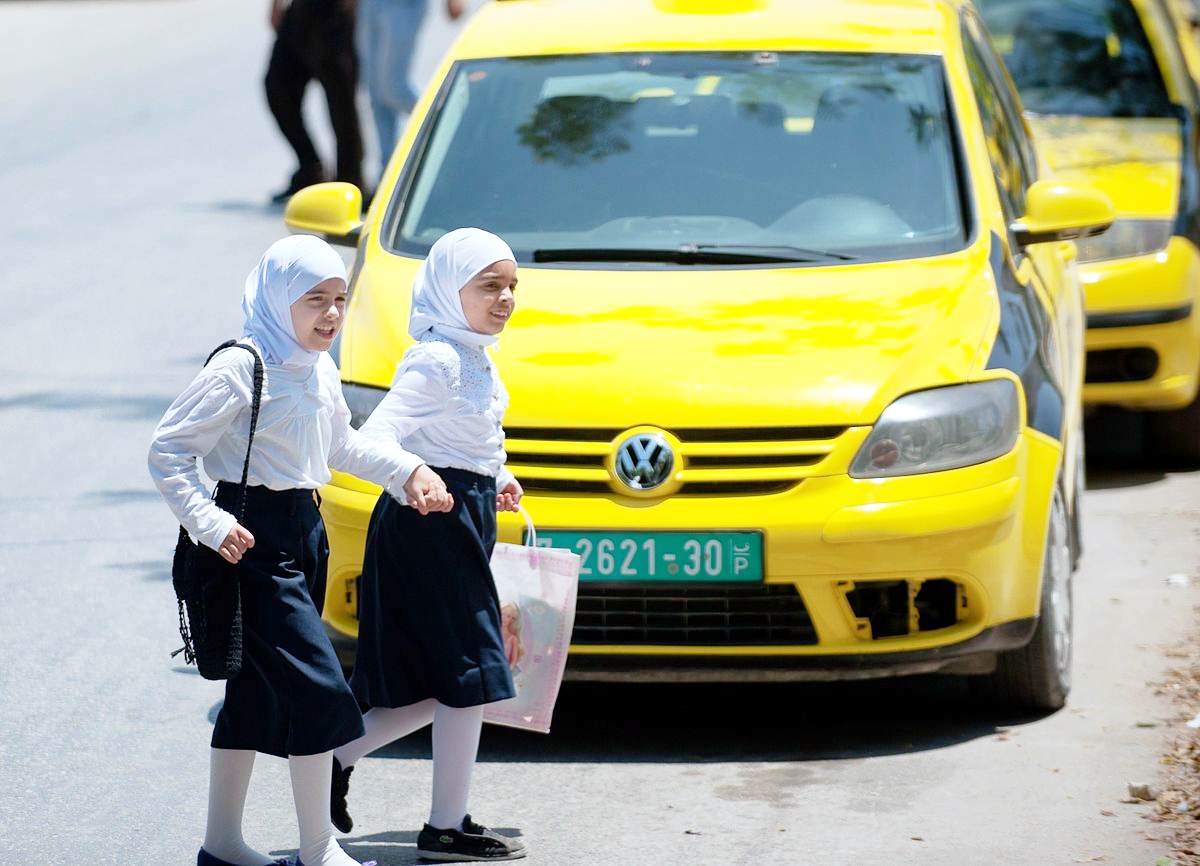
[
  {"xmin": 416, "ymin": 815, "xmax": 527, "ymax": 861},
  {"xmin": 197, "ymin": 848, "xmax": 290, "ymax": 866},
  {"xmin": 331, "ymin": 756, "xmax": 354, "ymax": 833},
  {"xmin": 270, "ymin": 165, "xmax": 326, "ymax": 204}
]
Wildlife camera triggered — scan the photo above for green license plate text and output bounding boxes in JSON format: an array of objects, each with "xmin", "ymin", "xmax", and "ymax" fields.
[{"xmin": 532, "ymin": 531, "xmax": 763, "ymax": 582}]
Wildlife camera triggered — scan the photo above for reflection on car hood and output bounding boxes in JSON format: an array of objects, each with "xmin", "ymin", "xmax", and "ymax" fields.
[
  {"xmin": 1026, "ymin": 116, "xmax": 1181, "ymax": 216},
  {"xmin": 343, "ymin": 249, "xmax": 997, "ymax": 428}
]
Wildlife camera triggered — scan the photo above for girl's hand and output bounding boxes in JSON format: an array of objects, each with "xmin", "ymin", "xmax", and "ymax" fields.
[
  {"xmin": 269, "ymin": 0, "xmax": 287, "ymax": 30},
  {"xmin": 219, "ymin": 523, "xmax": 255, "ymax": 564},
  {"xmin": 496, "ymin": 478, "xmax": 523, "ymax": 513},
  {"xmin": 404, "ymin": 464, "xmax": 454, "ymax": 515}
]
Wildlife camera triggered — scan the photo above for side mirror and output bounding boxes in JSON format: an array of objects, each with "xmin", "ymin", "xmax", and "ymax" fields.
[
  {"xmin": 283, "ymin": 182, "xmax": 364, "ymax": 247},
  {"xmin": 1011, "ymin": 180, "xmax": 1115, "ymax": 247}
]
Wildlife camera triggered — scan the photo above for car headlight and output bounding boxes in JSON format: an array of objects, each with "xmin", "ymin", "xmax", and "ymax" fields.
[
  {"xmin": 850, "ymin": 380, "xmax": 1020, "ymax": 478},
  {"xmin": 342, "ymin": 382, "xmax": 388, "ymax": 429},
  {"xmin": 1074, "ymin": 219, "xmax": 1172, "ymax": 263}
]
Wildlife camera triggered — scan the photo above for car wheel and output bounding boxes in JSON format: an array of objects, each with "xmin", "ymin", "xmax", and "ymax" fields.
[
  {"xmin": 1147, "ymin": 385, "xmax": 1200, "ymax": 466},
  {"xmin": 973, "ymin": 482, "xmax": 1073, "ymax": 711},
  {"xmin": 1071, "ymin": 430, "xmax": 1085, "ymax": 570}
]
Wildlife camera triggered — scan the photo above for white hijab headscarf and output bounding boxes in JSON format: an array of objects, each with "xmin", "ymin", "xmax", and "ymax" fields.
[
  {"xmin": 242, "ymin": 235, "xmax": 348, "ymax": 368},
  {"xmin": 409, "ymin": 227, "xmax": 516, "ymax": 348}
]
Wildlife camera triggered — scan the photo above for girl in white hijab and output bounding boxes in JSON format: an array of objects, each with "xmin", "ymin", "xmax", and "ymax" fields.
[
  {"xmin": 330, "ymin": 228, "xmax": 528, "ymax": 862},
  {"xmin": 149, "ymin": 235, "xmax": 454, "ymax": 866}
]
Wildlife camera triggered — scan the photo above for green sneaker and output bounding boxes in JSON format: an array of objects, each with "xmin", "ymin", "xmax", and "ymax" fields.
[{"xmin": 416, "ymin": 815, "xmax": 527, "ymax": 861}]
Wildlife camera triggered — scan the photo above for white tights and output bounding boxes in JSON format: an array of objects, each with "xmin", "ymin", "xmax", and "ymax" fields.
[
  {"xmin": 333, "ymin": 700, "xmax": 485, "ymax": 830},
  {"xmin": 288, "ymin": 752, "xmax": 363, "ymax": 866},
  {"xmin": 203, "ymin": 747, "xmax": 364, "ymax": 866},
  {"xmin": 204, "ymin": 749, "xmax": 277, "ymax": 866}
]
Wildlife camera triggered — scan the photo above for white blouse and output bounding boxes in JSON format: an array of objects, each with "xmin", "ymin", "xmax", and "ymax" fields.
[
  {"xmin": 148, "ymin": 343, "xmax": 422, "ymax": 550},
  {"xmin": 361, "ymin": 334, "xmax": 516, "ymax": 491}
]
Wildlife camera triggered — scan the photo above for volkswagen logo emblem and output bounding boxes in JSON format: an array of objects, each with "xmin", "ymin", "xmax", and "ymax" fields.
[{"xmin": 615, "ymin": 432, "xmax": 675, "ymax": 490}]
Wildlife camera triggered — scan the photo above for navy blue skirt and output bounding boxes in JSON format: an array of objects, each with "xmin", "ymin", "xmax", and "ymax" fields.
[
  {"xmin": 211, "ymin": 485, "xmax": 364, "ymax": 758},
  {"xmin": 350, "ymin": 467, "xmax": 516, "ymax": 709}
]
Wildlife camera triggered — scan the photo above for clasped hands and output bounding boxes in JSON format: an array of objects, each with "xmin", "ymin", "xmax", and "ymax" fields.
[
  {"xmin": 406, "ymin": 467, "xmax": 524, "ymax": 514},
  {"xmin": 216, "ymin": 468, "xmax": 522, "ymax": 564},
  {"xmin": 404, "ymin": 464, "xmax": 455, "ymax": 515}
]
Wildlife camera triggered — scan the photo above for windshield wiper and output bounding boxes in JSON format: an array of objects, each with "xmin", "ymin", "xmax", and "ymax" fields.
[{"xmin": 533, "ymin": 243, "xmax": 855, "ymax": 265}]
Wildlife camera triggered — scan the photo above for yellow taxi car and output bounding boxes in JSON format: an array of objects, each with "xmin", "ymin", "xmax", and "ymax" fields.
[
  {"xmin": 284, "ymin": 0, "xmax": 1113, "ymax": 709},
  {"xmin": 976, "ymin": 0, "xmax": 1200, "ymax": 463}
]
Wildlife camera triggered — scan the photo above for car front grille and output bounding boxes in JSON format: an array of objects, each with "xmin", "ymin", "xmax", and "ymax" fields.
[
  {"xmin": 505, "ymin": 425, "xmax": 847, "ymax": 495},
  {"xmin": 573, "ymin": 583, "xmax": 817, "ymax": 646}
]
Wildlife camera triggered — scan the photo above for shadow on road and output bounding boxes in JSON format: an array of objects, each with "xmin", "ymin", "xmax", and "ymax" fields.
[
  {"xmin": 1083, "ymin": 405, "xmax": 1200, "ymax": 486},
  {"xmin": 364, "ymin": 676, "xmax": 1045, "ymax": 765}
]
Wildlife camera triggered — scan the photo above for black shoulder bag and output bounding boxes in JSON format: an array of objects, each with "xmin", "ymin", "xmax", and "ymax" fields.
[{"xmin": 170, "ymin": 340, "xmax": 264, "ymax": 680}]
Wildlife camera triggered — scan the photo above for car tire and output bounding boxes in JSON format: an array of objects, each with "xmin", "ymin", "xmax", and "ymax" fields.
[
  {"xmin": 972, "ymin": 482, "xmax": 1074, "ymax": 711},
  {"xmin": 1070, "ymin": 425, "xmax": 1085, "ymax": 570}
]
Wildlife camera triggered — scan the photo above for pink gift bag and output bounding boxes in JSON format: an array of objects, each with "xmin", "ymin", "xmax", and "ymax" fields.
[{"xmin": 484, "ymin": 508, "xmax": 581, "ymax": 733}]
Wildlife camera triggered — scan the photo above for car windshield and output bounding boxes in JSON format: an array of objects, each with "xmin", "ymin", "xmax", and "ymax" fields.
[
  {"xmin": 976, "ymin": 0, "xmax": 1175, "ymax": 117},
  {"xmin": 385, "ymin": 52, "xmax": 967, "ymax": 265}
]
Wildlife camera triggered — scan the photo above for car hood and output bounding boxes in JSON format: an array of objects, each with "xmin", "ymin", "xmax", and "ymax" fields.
[
  {"xmin": 342, "ymin": 247, "xmax": 998, "ymax": 429},
  {"xmin": 1025, "ymin": 115, "xmax": 1181, "ymax": 217}
]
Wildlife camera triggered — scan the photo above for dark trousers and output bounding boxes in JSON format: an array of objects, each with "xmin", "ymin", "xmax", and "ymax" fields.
[{"xmin": 265, "ymin": 0, "xmax": 364, "ymax": 189}]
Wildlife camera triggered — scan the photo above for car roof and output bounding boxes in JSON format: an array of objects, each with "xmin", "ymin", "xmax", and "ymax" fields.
[{"xmin": 453, "ymin": 0, "xmax": 967, "ymax": 58}]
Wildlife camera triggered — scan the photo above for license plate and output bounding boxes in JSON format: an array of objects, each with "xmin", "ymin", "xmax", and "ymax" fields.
[{"xmin": 532, "ymin": 531, "xmax": 763, "ymax": 582}]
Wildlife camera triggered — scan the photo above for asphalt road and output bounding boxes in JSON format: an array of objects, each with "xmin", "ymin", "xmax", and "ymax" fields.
[{"xmin": 1, "ymin": 2, "xmax": 1198, "ymax": 865}]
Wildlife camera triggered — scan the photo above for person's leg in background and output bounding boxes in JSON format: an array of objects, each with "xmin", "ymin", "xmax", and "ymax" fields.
[
  {"xmin": 316, "ymin": 2, "xmax": 366, "ymax": 194},
  {"xmin": 356, "ymin": 0, "xmax": 427, "ymax": 186},
  {"xmin": 265, "ymin": 0, "xmax": 328, "ymax": 203}
]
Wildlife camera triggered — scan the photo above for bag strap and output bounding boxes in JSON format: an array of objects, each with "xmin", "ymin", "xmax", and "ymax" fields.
[
  {"xmin": 517, "ymin": 504, "xmax": 536, "ymax": 547},
  {"xmin": 205, "ymin": 340, "xmax": 265, "ymax": 522}
]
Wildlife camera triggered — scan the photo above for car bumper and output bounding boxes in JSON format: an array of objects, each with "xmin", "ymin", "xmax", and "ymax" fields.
[
  {"xmin": 561, "ymin": 618, "xmax": 1036, "ymax": 682},
  {"xmin": 1080, "ymin": 237, "xmax": 1200, "ymax": 410},
  {"xmin": 318, "ymin": 430, "xmax": 1061, "ymax": 680}
]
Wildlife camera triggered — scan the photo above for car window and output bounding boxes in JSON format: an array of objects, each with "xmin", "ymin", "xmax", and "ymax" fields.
[
  {"xmin": 962, "ymin": 15, "xmax": 1035, "ymax": 223},
  {"xmin": 975, "ymin": 0, "xmax": 1176, "ymax": 117},
  {"xmin": 386, "ymin": 52, "xmax": 967, "ymax": 265}
]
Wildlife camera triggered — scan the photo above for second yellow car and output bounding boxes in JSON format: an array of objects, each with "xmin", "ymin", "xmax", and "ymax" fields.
[{"xmin": 978, "ymin": 0, "xmax": 1200, "ymax": 463}]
